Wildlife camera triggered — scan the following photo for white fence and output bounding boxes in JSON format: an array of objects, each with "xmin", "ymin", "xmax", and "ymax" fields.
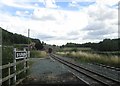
[{"xmin": 0, "ymin": 48, "xmax": 30, "ymax": 86}]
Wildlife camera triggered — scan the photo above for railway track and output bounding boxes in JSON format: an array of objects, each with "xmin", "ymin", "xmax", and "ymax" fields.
[
  {"xmin": 50, "ymin": 54, "xmax": 120, "ymax": 86},
  {"xmin": 91, "ymin": 63, "xmax": 120, "ymax": 71}
]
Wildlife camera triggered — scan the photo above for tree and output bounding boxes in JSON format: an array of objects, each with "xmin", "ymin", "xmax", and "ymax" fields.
[
  {"xmin": 35, "ymin": 42, "xmax": 43, "ymax": 50},
  {"xmin": 1, "ymin": 27, "xmax": 45, "ymax": 50}
]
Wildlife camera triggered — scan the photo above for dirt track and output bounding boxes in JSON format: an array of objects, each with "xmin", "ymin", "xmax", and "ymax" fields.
[{"xmin": 18, "ymin": 57, "xmax": 87, "ymax": 85}]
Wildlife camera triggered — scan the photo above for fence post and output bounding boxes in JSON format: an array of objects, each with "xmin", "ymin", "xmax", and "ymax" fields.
[
  {"xmin": 8, "ymin": 62, "xmax": 10, "ymax": 86},
  {"xmin": 24, "ymin": 48, "xmax": 26, "ymax": 73},
  {"xmin": 13, "ymin": 48, "xmax": 16, "ymax": 85},
  {"xmin": 26, "ymin": 51, "xmax": 30, "ymax": 74}
]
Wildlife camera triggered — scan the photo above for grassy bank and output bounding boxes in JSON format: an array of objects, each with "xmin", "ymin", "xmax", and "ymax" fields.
[
  {"xmin": 56, "ymin": 51, "xmax": 119, "ymax": 67},
  {"xmin": 30, "ymin": 50, "xmax": 47, "ymax": 58}
]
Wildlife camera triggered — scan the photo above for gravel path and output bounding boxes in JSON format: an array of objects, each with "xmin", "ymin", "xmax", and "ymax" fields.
[{"xmin": 18, "ymin": 57, "xmax": 87, "ymax": 85}]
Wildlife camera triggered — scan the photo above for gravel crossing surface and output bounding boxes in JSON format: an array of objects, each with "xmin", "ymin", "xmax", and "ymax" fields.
[{"xmin": 18, "ymin": 57, "xmax": 87, "ymax": 85}]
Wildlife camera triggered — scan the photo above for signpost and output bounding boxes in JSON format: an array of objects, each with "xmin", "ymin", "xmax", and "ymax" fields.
[
  {"xmin": 13, "ymin": 48, "xmax": 30, "ymax": 85},
  {"xmin": 15, "ymin": 51, "xmax": 27, "ymax": 59},
  {"xmin": 13, "ymin": 29, "xmax": 30, "ymax": 85}
]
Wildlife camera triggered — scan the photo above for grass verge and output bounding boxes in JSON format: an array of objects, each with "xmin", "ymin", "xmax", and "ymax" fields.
[
  {"xmin": 56, "ymin": 51, "xmax": 120, "ymax": 67},
  {"xmin": 30, "ymin": 50, "xmax": 47, "ymax": 58}
]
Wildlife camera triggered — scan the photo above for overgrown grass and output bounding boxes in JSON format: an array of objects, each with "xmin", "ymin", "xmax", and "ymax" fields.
[
  {"xmin": 56, "ymin": 51, "xmax": 120, "ymax": 67},
  {"xmin": 30, "ymin": 50, "xmax": 47, "ymax": 58},
  {"xmin": 2, "ymin": 46, "xmax": 13, "ymax": 65},
  {"xmin": 59, "ymin": 47, "xmax": 92, "ymax": 52}
]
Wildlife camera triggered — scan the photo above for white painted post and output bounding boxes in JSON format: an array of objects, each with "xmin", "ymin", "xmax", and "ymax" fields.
[
  {"xmin": 28, "ymin": 51, "xmax": 30, "ymax": 58},
  {"xmin": 13, "ymin": 48, "xmax": 16, "ymax": 85},
  {"xmin": 24, "ymin": 48, "xmax": 26, "ymax": 73},
  {"xmin": 8, "ymin": 62, "xmax": 10, "ymax": 86}
]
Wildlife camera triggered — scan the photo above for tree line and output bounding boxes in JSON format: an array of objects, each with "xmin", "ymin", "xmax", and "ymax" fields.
[
  {"xmin": 1, "ymin": 27, "xmax": 44, "ymax": 50},
  {"xmin": 1, "ymin": 27, "xmax": 119, "ymax": 51},
  {"xmin": 61, "ymin": 38, "xmax": 120, "ymax": 51}
]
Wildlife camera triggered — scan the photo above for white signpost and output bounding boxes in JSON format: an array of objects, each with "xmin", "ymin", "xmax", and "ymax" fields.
[
  {"xmin": 13, "ymin": 48, "xmax": 30, "ymax": 85},
  {"xmin": 15, "ymin": 51, "xmax": 27, "ymax": 59},
  {"xmin": 15, "ymin": 48, "xmax": 27, "ymax": 60}
]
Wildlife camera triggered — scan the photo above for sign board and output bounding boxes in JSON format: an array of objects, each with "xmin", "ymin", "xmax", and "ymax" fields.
[{"xmin": 15, "ymin": 51, "xmax": 27, "ymax": 59}]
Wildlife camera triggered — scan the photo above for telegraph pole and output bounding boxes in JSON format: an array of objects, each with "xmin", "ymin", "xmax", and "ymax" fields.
[{"xmin": 28, "ymin": 29, "xmax": 30, "ymax": 50}]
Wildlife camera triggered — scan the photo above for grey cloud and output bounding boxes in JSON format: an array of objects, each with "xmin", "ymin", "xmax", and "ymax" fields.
[
  {"xmin": 37, "ymin": 29, "xmax": 115, "ymax": 41},
  {"xmin": 67, "ymin": 31, "xmax": 79, "ymax": 36},
  {"xmin": 83, "ymin": 22, "xmax": 105, "ymax": 31},
  {"xmin": 97, "ymin": 11, "xmax": 115, "ymax": 21},
  {"xmin": 58, "ymin": 31, "xmax": 81, "ymax": 40},
  {"xmin": 83, "ymin": 28, "xmax": 116, "ymax": 40},
  {"xmin": 83, "ymin": 34, "xmax": 103, "ymax": 40},
  {"xmin": 37, "ymin": 34, "xmax": 56, "ymax": 41},
  {"xmin": 57, "ymin": 36, "xmax": 79, "ymax": 40},
  {"xmin": 83, "ymin": 12, "xmax": 117, "ymax": 40},
  {"xmin": 88, "ymin": 9, "xmax": 116, "ymax": 21},
  {"xmin": 37, "ymin": 33, "xmax": 79, "ymax": 41},
  {"xmin": 32, "ymin": 15, "xmax": 56, "ymax": 21},
  {"xmin": 88, "ymin": 29, "xmax": 107, "ymax": 36}
]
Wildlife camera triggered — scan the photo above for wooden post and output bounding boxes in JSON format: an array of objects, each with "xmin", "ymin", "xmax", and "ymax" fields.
[
  {"xmin": 13, "ymin": 48, "xmax": 16, "ymax": 85},
  {"xmin": 8, "ymin": 62, "xmax": 10, "ymax": 86},
  {"xmin": 24, "ymin": 48, "xmax": 26, "ymax": 73}
]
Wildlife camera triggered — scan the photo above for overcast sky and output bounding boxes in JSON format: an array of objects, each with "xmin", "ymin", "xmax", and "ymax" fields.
[{"xmin": 0, "ymin": 0, "xmax": 119, "ymax": 45}]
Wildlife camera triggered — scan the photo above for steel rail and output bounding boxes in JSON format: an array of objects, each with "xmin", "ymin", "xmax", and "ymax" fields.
[
  {"xmin": 91, "ymin": 63, "xmax": 120, "ymax": 71},
  {"xmin": 50, "ymin": 54, "xmax": 119, "ymax": 86}
]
